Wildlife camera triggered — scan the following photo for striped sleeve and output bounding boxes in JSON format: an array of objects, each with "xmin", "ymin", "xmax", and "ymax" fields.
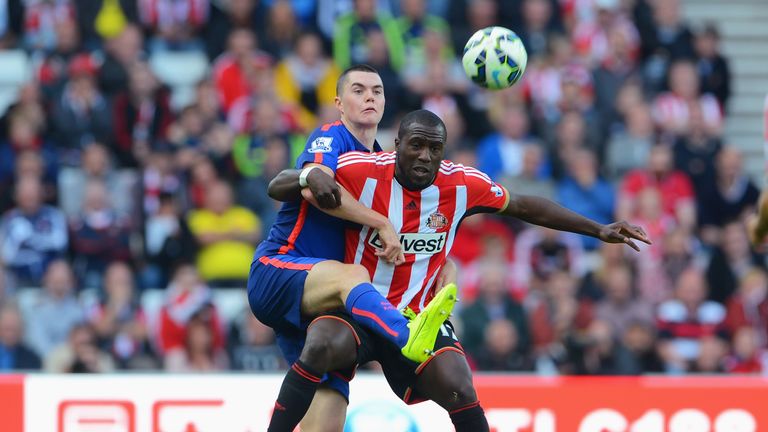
[{"xmin": 461, "ymin": 165, "xmax": 509, "ymax": 212}]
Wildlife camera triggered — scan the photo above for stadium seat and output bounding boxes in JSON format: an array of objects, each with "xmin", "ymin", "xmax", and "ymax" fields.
[
  {"xmin": 148, "ymin": 51, "xmax": 210, "ymax": 111},
  {"xmin": 0, "ymin": 50, "xmax": 32, "ymax": 115}
]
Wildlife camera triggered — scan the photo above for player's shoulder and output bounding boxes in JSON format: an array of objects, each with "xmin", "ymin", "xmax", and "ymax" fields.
[
  {"xmin": 306, "ymin": 121, "xmax": 346, "ymax": 154},
  {"xmin": 437, "ymin": 160, "xmax": 494, "ymax": 185},
  {"xmin": 338, "ymin": 151, "xmax": 396, "ymax": 170}
]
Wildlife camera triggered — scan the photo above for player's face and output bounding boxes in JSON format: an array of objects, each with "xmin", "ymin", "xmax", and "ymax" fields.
[
  {"xmin": 336, "ymin": 71, "xmax": 385, "ymax": 128},
  {"xmin": 394, "ymin": 124, "xmax": 445, "ymax": 190}
]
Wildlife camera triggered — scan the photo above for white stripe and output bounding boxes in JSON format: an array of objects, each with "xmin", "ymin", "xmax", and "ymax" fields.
[
  {"xmin": 419, "ymin": 267, "xmax": 440, "ymax": 310},
  {"xmin": 445, "ymin": 185, "xmax": 467, "ymax": 255},
  {"xmin": 396, "ymin": 185, "xmax": 440, "ymax": 310},
  {"xmin": 371, "ymin": 180, "xmax": 401, "ymax": 298},
  {"xmin": 353, "ymin": 178, "xmax": 378, "ymax": 264},
  {"xmin": 465, "ymin": 172, "xmax": 494, "ymax": 185},
  {"xmin": 337, "ymin": 157, "xmax": 396, "ymax": 170}
]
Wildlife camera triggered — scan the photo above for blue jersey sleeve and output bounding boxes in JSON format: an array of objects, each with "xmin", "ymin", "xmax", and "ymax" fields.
[{"xmin": 295, "ymin": 127, "xmax": 346, "ymax": 173}]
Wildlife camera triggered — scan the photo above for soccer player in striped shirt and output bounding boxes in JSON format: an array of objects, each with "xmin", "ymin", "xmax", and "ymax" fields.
[{"xmin": 274, "ymin": 109, "xmax": 650, "ymax": 431}]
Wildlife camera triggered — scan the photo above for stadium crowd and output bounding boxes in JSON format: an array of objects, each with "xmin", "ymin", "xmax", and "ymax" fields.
[{"xmin": 0, "ymin": 0, "xmax": 765, "ymax": 377}]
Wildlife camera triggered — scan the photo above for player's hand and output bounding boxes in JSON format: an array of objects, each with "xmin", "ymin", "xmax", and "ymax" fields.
[
  {"xmin": 306, "ymin": 168, "xmax": 342, "ymax": 209},
  {"xmin": 375, "ymin": 223, "xmax": 406, "ymax": 265},
  {"xmin": 435, "ymin": 258, "xmax": 458, "ymax": 289},
  {"xmin": 598, "ymin": 221, "xmax": 652, "ymax": 252}
]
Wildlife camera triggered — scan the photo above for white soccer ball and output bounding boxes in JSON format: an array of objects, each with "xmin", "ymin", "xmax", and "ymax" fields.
[{"xmin": 462, "ymin": 26, "xmax": 528, "ymax": 90}]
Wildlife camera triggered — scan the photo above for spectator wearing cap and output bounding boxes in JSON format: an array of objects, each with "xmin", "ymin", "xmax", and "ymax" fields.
[
  {"xmin": 333, "ymin": 0, "xmax": 406, "ymax": 70},
  {"xmin": 51, "ymin": 54, "xmax": 112, "ymax": 155}
]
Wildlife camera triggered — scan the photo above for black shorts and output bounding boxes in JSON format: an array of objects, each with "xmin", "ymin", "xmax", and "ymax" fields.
[{"xmin": 314, "ymin": 311, "xmax": 465, "ymax": 405}]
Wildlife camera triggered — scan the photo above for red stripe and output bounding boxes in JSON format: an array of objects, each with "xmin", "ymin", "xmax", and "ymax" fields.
[
  {"xmin": 313, "ymin": 152, "xmax": 323, "ymax": 163},
  {"xmin": 415, "ymin": 346, "xmax": 464, "ymax": 374},
  {"xmin": 320, "ymin": 120, "xmax": 341, "ymax": 131},
  {"xmin": 351, "ymin": 307, "xmax": 399, "ymax": 337},
  {"xmin": 292, "ymin": 364, "xmax": 321, "ymax": 383},
  {"xmin": 258, "ymin": 256, "xmax": 314, "ymax": 271},
  {"xmin": 278, "ymin": 201, "xmax": 309, "ymax": 254},
  {"xmin": 309, "ymin": 315, "xmax": 362, "ymax": 346},
  {"xmin": 449, "ymin": 401, "xmax": 480, "ymax": 415}
]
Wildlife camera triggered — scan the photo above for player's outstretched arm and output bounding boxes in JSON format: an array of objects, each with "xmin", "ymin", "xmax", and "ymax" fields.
[
  {"xmin": 301, "ymin": 186, "xmax": 405, "ymax": 264},
  {"xmin": 268, "ymin": 165, "xmax": 342, "ymax": 209},
  {"xmin": 501, "ymin": 192, "xmax": 652, "ymax": 251}
]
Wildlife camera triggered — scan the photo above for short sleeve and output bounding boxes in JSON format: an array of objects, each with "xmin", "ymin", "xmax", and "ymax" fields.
[
  {"xmin": 295, "ymin": 128, "xmax": 345, "ymax": 172},
  {"xmin": 464, "ymin": 167, "xmax": 509, "ymax": 213}
]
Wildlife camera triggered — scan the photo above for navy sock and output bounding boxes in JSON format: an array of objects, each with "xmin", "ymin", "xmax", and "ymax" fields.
[
  {"xmin": 345, "ymin": 282, "xmax": 409, "ymax": 348},
  {"xmin": 267, "ymin": 360, "xmax": 322, "ymax": 432},
  {"xmin": 449, "ymin": 402, "xmax": 490, "ymax": 432}
]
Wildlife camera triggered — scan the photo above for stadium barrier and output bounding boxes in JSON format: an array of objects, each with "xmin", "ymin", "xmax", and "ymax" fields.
[{"xmin": 1, "ymin": 374, "xmax": 767, "ymax": 431}]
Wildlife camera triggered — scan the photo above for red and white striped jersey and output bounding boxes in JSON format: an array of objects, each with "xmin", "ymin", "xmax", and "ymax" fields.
[{"xmin": 335, "ymin": 151, "xmax": 510, "ymax": 313}]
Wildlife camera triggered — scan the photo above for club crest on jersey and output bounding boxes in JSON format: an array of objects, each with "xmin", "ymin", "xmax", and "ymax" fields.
[
  {"xmin": 308, "ymin": 136, "xmax": 333, "ymax": 153},
  {"xmin": 426, "ymin": 211, "xmax": 448, "ymax": 229}
]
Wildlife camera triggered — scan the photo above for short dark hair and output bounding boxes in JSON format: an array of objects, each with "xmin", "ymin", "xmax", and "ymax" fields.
[
  {"xmin": 398, "ymin": 109, "xmax": 446, "ymax": 139},
  {"xmin": 336, "ymin": 64, "xmax": 380, "ymax": 95}
]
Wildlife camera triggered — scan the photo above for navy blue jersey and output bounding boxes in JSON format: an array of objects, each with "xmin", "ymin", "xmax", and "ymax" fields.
[{"xmin": 255, "ymin": 121, "xmax": 382, "ymax": 260}]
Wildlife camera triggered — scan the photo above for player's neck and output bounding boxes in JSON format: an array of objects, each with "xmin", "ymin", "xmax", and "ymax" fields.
[{"xmin": 341, "ymin": 118, "xmax": 378, "ymax": 150}]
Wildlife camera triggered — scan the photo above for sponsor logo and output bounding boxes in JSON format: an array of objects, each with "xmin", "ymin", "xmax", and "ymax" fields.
[
  {"xmin": 368, "ymin": 232, "xmax": 447, "ymax": 255},
  {"xmin": 308, "ymin": 137, "xmax": 333, "ymax": 153},
  {"xmin": 490, "ymin": 183, "xmax": 504, "ymax": 197},
  {"xmin": 426, "ymin": 211, "xmax": 448, "ymax": 229},
  {"xmin": 405, "ymin": 200, "xmax": 418, "ymax": 211}
]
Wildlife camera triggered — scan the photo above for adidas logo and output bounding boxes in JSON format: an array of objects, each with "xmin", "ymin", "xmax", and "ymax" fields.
[{"xmin": 405, "ymin": 200, "xmax": 418, "ymax": 210}]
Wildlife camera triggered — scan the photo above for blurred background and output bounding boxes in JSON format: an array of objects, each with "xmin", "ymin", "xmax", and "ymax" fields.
[{"xmin": 0, "ymin": 0, "xmax": 766, "ymax": 378}]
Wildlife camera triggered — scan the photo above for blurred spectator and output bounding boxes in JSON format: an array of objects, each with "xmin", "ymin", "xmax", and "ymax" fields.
[
  {"xmin": 193, "ymin": 79, "xmax": 224, "ymax": 126},
  {"xmin": 652, "ymin": 60, "xmax": 722, "ymax": 136},
  {"xmin": 187, "ymin": 181, "xmax": 261, "ymax": 284},
  {"xmin": 605, "ymin": 103, "xmax": 654, "ymax": 178},
  {"xmin": 138, "ymin": 0, "xmax": 210, "ymax": 53},
  {"xmin": 23, "ymin": 0, "xmax": 75, "ymax": 52},
  {"xmin": 58, "ymin": 142, "xmax": 139, "ymax": 219},
  {"xmin": 88, "ymin": 262, "xmax": 157, "ymax": 369},
  {"xmin": 45, "ymin": 323, "xmax": 115, "ymax": 372},
  {"xmin": 51, "ymin": 54, "xmax": 113, "ymax": 153},
  {"xmin": 472, "ymin": 318, "xmax": 534, "ymax": 371},
  {"xmin": 694, "ymin": 23, "xmax": 730, "ymax": 110},
  {"xmin": 165, "ymin": 310, "xmax": 229, "ymax": 371},
  {"xmin": 401, "ymin": 27, "xmax": 466, "ymax": 103},
  {"xmin": 514, "ymin": 227, "xmax": 586, "ymax": 290},
  {"xmin": 448, "ymin": 0, "xmax": 496, "ymax": 56},
  {"xmin": 397, "ymin": 0, "xmax": 452, "ymax": 65},
  {"xmin": 622, "ymin": 320, "xmax": 664, "ymax": 372},
  {"xmin": 557, "ymin": 148, "xmax": 614, "ymax": 250},
  {"xmin": 503, "ymin": 144, "xmax": 555, "ymax": 201},
  {"xmin": 660, "ymin": 228, "xmax": 696, "ymax": 288},
  {"xmin": 1, "ymin": 177, "xmax": 68, "ymax": 286},
  {"xmin": 69, "ymin": 180, "xmax": 133, "ymax": 288},
  {"xmin": 316, "ymin": 0, "xmax": 395, "ymax": 40},
  {"xmin": 73, "ymin": 0, "xmax": 139, "ymax": 47},
  {"xmin": 274, "ymin": 32, "xmax": 341, "ymax": 130},
  {"xmin": 333, "ymin": 0, "xmax": 405, "ymax": 70},
  {"xmin": 228, "ymin": 311, "xmax": 286, "ymax": 371},
  {"xmin": 0, "ymin": 111, "xmax": 59, "ymax": 190},
  {"xmin": 0, "ymin": 0, "xmax": 23, "ymax": 48},
  {"xmin": 0, "ymin": 82, "xmax": 46, "ymax": 140},
  {"xmin": 564, "ymin": 319, "xmax": 641, "ymax": 375},
  {"xmin": 656, "ymin": 267, "xmax": 726, "ymax": 373},
  {"xmin": 618, "ymin": 144, "xmax": 696, "ymax": 233},
  {"xmin": 639, "ymin": 0, "xmax": 694, "ymax": 92},
  {"xmin": 144, "ymin": 193, "xmax": 196, "ymax": 288},
  {"xmin": 212, "ymin": 28, "xmax": 272, "ymax": 113},
  {"xmin": 419, "ymin": 63, "xmax": 466, "ymax": 148},
  {"xmin": 460, "ymin": 259, "xmax": 531, "ymax": 358},
  {"xmin": 112, "ymin": 61, "xmax": 174, "ymax": 167},
  {"xmin": 698, "ymin": 147, "xmax": 759, "ymax": 237},
  {"xmin": 706, "ymin": 221, "xmax": 766, "ymax": 304},
  {"xmin": 523, "ymin": 35, "xmax": 572, "ymax": 128},
  {"xmin": 0, "ymin": 303, "xmax": 42, "ymax": 370},
  {"xmin": 724, "ymin": 269, "xmax": 768, "ymax": 345},
  {"xmin": 24, "ymin": 260, "xmax": 83, "ymax": 358},
  {"xmin": 168, "ymin": 105, "xmax": 208, "ymax": 150},
  {"xmin": 548, "ymin": 111, "xmax": 593, "ymax": 180},
  {"xmin": 476, "ymin": 104, "xmax": 537, "ymax": 182},
  {"xmin": 725, "ymin": 327, "xmax": 768, "ymax": 374},
  {"xmin": 579, "ymin": 242, "xmax": 630, "ymax": 300},
  {"xmin": 519, "ymin": 0, "xmax": 562, "ymax": 59},
  {"xmin": 98, "ymin": 24, "xmax": 146, "ymax": 98},
  {"xmin": 572, "ymin": 0, "xmax": 639, "ymax": 68},
  {"xmin": 35, "ymin": 17, "xmax": 83, "ymax": 97},
  {"xmin": 261, "ymin": 0, "xmax": 300, "ymax": 59},
  {"xmin": 592, "ymin": 22, "xmax": 639, "ymax": 129},
  {"xmin": 157, "ymin": 264, "xmax": 225, "ymax": 353},
  {"xmin": 363, "ymin": 30, "xmax": 404, "ymax": 127},
  {"xmin": 691, "ymin": 335, "xmax": 727, "ymax": 373},
  {"xmin": 450, "ymin": 214, "xmax": 516, "ymax": 282},
  {"xmin": 142, "ymin": 148, "xmax": 183, "ymax": 218},
  {"xmin": 1, "ymin": 150, "xmax": 56, "ymax": 215},
  {"xmin": 185, "ymin": 155, "xmax": 219, "ymax": 210},
  {"xmin": 595, "ymin": 264, "xmax": 654, "ymax": 336},
  {"xmin": 204, "ymin": 0, "xmax": 267, "ymax": 60},
  {"xmin": 673, "ymin": 102, "xmax": 722, "ymax": 194}
]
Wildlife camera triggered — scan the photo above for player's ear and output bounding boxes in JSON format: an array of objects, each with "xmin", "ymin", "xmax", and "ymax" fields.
[
  {"xmin": 394, "ymin": 137, "xmax": 400, "ymax": 149},
  {"xmin": 334, "ymin": 96, "xmax": 342, "ymax": 113}
]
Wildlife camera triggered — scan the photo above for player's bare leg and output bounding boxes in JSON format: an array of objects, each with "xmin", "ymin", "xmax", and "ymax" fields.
[
  {"xmin": 300, "ymin": 388, "xmax": 347, "ymax": 432},
  {"xmin": 414, "ymin": 350, "xmax": 490, "ymax": 432}
]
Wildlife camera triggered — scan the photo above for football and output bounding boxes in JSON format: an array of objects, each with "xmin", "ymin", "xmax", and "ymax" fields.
[{"xmin": 461, "ymin": 26, "xmax": 528, "ymax": 90}]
